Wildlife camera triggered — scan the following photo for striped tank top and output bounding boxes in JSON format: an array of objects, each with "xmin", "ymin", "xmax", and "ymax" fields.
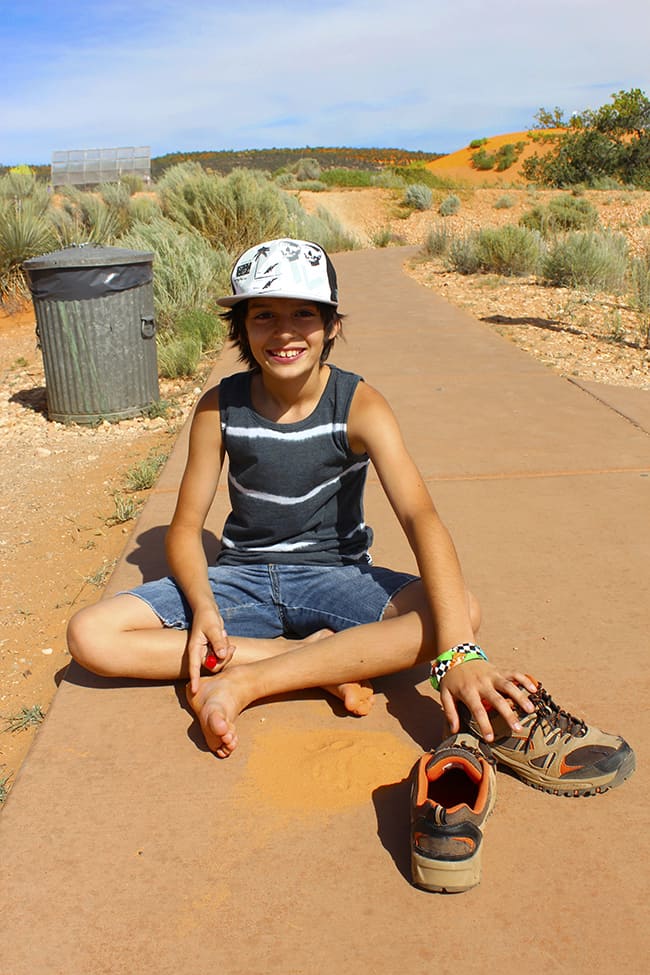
[{"xmin": 217, "ymin": 365, "xmax": 373, "ymax": 565}]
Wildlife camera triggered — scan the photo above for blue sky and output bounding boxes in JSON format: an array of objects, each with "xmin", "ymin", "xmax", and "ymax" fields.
[{"xmin": 1, "ymin": 0, "xmax": 648, "ymax": 166}]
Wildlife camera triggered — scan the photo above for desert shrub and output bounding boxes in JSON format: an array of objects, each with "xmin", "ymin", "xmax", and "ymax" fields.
[
  {"xmin": 297, "ymin": 180, "xmax": 329, "ymax": 192},
  {"xmin": 422, "ymin": 224, "xmax": 452, "ymax": 257},
  {"xmin": 473, "ymin": 225, "xmax": 543, "ymax": 276},
  {"xmin": 372, "ymin": 170, "xmax": 406, "ymax": 189},
  {"xmin": 98, "ymin": 181, "xmax": 134, "ymax": 234},
  {"xmin": 520, "ymin": 194, "xmax": 599, "ymax": 234},
  {"xmin": 176, "ymin": 307, "xmax": 225, "ymax": 353},
  {"xmin": 159, "ymin": 166, "xmax": 291, "ymax": 253},
  {"xmin": 447, "ymin": 235, "xmax": 483, "ymax": 275},
  {"xmin": 128, "ymin": 195, "xmax": 162, "ymax": 223},
  {"xmin": 58, "ymin": 188, "xmax": 122, "ymax": 243},
  {"xmin": 274, "ymin": 172, "xmax": 295, "ymax": 188},
  {"xmin": 118, "ymin": 216, "xmax": 231, "ymax": 330},
  {"xmin": 403, "ymin": 184, "xmax": 433, "ymax": 211},
  {"xmin": 447, "ymin": 226, "xmax": 543, "ymax": 276},
  {"xmin": 495, "ymin": 144, "xmax": 518, "ymax": 171},
  {"xmin": 157, "ymin": 333, "xmax": 203, "ymax": 378},
  {"xmin": 494, "ymin": 194, "xmax": 516, "ymax": 209},
  {"xmin": 640, "ymin": 210, "xmax": 650, "ymax": 226},
  {"xmin": 469, "ymin": 138, "xmax": 488, "ymax": 149},
  {"xmin": 471, "ymin": 149, "xmax": 497, "ymax": 171},
  {"xmin": 0, "ymin": 170, "xmax": 50, "ymax": 214},
  {"xmin": 0, "ymin": 198, "xmax": 57, "ymax": 299},
  {"xmin": 99, "ymin": 181, "xmax": 132, "ymax": 209},
  {"xmin": 292, "ymin": 157, "xmax": 322, "ymax": 181},
  {"xmin": 320, "ymin": 168, "xmax": 375, "ymax": 187},
  {"xmin": 288, "ymin": 200, "xmax": 359, "ymax": 252},
  {"xmin": 629, "ymin": 253, "xmax": 650, "ymax": 346},
  {"xmin": 371, "ymin": 227, "xmax": 394, "ymax": 248},
  {"xmin": 391, "ymin": 165, "xmax": 457, "ymax": 190},
  {"xmin": 541, "ymin": 231, "xmax": 628, "ymax": 291},
  {"xmin": 439, "ymin": 193, "xmax": 461, "ymax": 216},
  {"xmin": 119, "ymin": 173, "xmax": 145, "ymax": 194},
  {"xmin": 629, "ymin": 252, "xmax": 650, "ymax": 312}
]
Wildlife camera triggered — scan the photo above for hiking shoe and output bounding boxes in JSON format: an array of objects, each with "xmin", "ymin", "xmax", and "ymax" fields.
[
  {"xmin": 459, "ymin": 679, "xmax": 636, "ymax": 797},
  {"xmin": 410, "ymin": 732, "xmax": 496, "ymax": 893}
]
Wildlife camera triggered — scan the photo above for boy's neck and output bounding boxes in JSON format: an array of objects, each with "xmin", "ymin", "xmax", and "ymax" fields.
[{"xmin": 251, "ymin": 365, "xmax": 331, "ymax": 424}]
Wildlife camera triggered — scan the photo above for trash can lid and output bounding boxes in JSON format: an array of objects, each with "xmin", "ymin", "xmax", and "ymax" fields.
[{"xmin": 23, "ymin": 244, "xmax": 154, "ymax": 271}]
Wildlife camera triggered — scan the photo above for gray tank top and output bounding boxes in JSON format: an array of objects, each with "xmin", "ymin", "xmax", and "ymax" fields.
[{"xmin": 217, "ymin": 365, "xmax": 373, "ymax": 565}]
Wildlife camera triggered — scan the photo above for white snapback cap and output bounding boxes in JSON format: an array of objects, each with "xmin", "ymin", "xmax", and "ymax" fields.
[{"xmin": 217, "ymin": 238, "xmax": 338, "ymax": 307}]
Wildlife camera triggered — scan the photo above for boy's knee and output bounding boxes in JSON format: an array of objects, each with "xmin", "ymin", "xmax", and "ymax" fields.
[{"xmin": 67, "ymin": 605, "xmax": 109, "ymax": 674}]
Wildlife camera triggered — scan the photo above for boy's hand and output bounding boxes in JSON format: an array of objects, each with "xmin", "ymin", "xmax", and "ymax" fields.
[
  {"xmin": 187, "ymin": 606, "xmax": 235, "ymax": 694},
  {"xmin": 439, "ymin": 660, "xmax": 537, "ymax": 742}
]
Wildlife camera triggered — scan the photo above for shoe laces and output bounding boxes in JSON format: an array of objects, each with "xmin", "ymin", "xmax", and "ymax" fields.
[
  {"xmin": 451, "ymin": 736, "xmax": 497, "ymax": 767},
  {"xmin": 524, "ymin": 685, "xmax": 587, "ymax": 749}
]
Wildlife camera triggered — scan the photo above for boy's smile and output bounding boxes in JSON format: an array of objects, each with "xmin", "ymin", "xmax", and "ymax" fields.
[{"xmin": 245, "ymin": 297, "xmax": 333, "ymax": 372}]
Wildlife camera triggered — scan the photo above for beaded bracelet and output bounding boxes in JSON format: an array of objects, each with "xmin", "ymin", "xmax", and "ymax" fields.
[{"xmin": 430, "ymin": 643, "xmax": 488, "ymax": 691}]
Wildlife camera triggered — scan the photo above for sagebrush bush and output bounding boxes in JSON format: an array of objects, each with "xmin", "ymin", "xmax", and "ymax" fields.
[
  {"xmin": 446, "ymin": 225, "xmax": 543, "ymax": 276},
  {"xmin": 128, "ymin": 195, "xmax": 162, "ymax": 223},
  {"xmin": 403, "ymin": 184, "xmax": 433, "ymax": 211},
  {"xmin": 157, "ymin": 332, "xmax": 203, "ymax": 378},
  {"xmin": 447, "ymin": 236, "xmax": 483, "ymax": 275},
  {"xmin": 541, "ymin": 231, "xmax": 628, "ymax": 292},
  {"xmin": 0, "ymin": 198, "xmax": 57, "ymax": 299},
  {"xmin": 520, "ymin": 194, "xmax": 599, "ymax": 234},
  {"xmin": 118, "ymin": 216, "xmax": 231, "ymax": 330},
  {"xmin": 158, "ymin": 165, "xmax": 290, "ymax": 253},
  {"xmin": 288, "ymin": 200, "xmax": 359, "ymax": 252},
  {"xmin": 471, "ymin": 149, "xmax": 496, "ymax": 171},
  {"xmin": 292, "ymin": 157, "xmax": 322, "ymax": 181},
  {"xmin": 494, "ymin": 195, "xmax": 516, "ymax": 209},
  {"xmin": 176, "ymin": 307, "xmax": 225, "ymax": 352},
  {"xmin": 629, "ymin": 253, "xmax": 650, "ymax": 313},
  {"xmin": 439, "ymin": 194, "xmax": 461, "ymax": 216},
  {"xmin": 473, "ymin": 225, "xmax": 543, "ymax": 276},
  {"xmin": 423, "ymin": 224, "xmax": 452, "ymax": 257}
]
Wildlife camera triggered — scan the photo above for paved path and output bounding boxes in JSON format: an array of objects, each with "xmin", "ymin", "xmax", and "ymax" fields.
[{"xmin": 2, "ymin": 248, "xmax": 649, "ymax": 975}]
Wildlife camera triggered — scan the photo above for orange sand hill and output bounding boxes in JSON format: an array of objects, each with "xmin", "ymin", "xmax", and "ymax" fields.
[{"xmin": 427, "ymin": 128, "xmax": 566, "ymax": 185}]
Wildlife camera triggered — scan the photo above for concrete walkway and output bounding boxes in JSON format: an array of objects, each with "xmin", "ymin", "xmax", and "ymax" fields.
[{"xmin": 2, "ymin": 247, "xmax": 649, "ymax": 975}]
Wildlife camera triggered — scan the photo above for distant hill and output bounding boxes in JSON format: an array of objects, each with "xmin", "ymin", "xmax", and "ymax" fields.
[
  {"xmin": 427, "ymin": 130, "xmax": 566, "ymax": 184},
  {"xmin": 150, "ymin": 146, "xmax": 443, "ymax": 179}
]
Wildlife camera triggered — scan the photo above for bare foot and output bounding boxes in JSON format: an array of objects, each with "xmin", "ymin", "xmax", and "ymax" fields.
[
  {"xmin": 186, "ymin": 674, "xmax": 244, "ymax": 758},
  {"xmin": 323, "ymin": 679, "xmax": 374, "ymax": 716},
  {"xmin": 300, "ymin": 630, "xmax": 374, "ymax": 716}
]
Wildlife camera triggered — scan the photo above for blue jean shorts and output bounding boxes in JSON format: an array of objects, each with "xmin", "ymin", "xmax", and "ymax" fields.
[{"xmin": 127, "ymin": 563, "xmax": 417, "ymax": 638}]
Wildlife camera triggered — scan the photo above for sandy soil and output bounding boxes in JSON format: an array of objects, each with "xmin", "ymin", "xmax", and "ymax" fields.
[{"xmin": 1, "ymin": 182, "xmax": 649, "ymax": 798}]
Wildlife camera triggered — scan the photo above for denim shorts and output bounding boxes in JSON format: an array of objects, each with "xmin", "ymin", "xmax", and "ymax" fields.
[{"xmin": 127, "ymin": 563, "xmax": 417, "ymax": 638}]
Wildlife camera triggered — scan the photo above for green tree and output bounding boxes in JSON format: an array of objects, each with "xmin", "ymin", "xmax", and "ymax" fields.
[
  {"xmin": 533, "ymin": 106, "xmax": 565, "ymax": 129},
  {"xmin": 592, "ymin": 88, "xmax": 650, "ymax": 138},
  {"xmin": 525, "ymin": 89, "xmax": 650, "ymax": 186}
]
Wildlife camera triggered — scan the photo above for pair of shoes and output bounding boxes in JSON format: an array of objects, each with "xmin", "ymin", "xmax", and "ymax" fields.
[
  {"xmin": 410, "ymin": 732, "xmax": 496, "ymax": 893},
  {"xmin": 459, "ymin": 678, "xmax": 636, "ymax": 797}
]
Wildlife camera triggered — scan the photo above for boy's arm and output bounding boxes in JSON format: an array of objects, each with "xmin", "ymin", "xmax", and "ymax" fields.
[
  {"xmin": 348, "ymin": 382, "xmax": 534, "ymax": 739},
  {"xmin": 165, "ymin": 385, "xmax": 232, "ymax": 693}
]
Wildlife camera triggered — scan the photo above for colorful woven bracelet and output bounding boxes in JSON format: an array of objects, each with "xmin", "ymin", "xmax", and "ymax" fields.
[{"xmin": 430, "ymin": 643, "xmax": 488, "ymax": 691}]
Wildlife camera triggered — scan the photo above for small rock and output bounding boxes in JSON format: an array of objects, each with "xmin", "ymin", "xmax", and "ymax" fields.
[
  {"xmin": 41, "ymin": 647, "xmax": 54, "ymax": 655},
  {"xmin": 36, "ymin": 447, "xmax": 52, "ymax": 457}
]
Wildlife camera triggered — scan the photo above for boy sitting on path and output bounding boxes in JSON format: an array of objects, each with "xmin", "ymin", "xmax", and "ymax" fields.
[{"xmin": 68, "ymin": 238, "xmax": 634, "ymax": 796}]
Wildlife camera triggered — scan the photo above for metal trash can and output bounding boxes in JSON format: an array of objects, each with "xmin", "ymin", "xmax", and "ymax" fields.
[{"xmin": 23, "ymin": 244, "xmax": 159, "ymax": 424}]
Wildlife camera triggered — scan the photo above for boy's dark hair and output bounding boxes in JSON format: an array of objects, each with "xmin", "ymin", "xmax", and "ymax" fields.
[{"xmin": 221, "ymin": 300, "xmax": 344, "ymax": 370}]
